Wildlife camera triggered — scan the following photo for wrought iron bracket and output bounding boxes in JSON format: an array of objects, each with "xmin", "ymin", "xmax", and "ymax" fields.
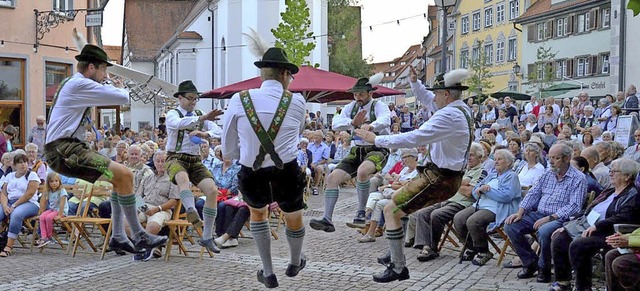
[{"xmin": 34, "ymin": 8, "xmax": 102, "ymax": 45}]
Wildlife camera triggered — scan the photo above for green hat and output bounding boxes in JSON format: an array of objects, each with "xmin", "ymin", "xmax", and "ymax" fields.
[
  {"xmin": 348, "ymin": 77, "xmax": 378, "ymax": 93},
  {"xmin": 431, "ymin": 69, "xmax": 470, "ymax": 91},
  {"xmin": 173, "ymin": 80, "xmax": 201, "ymax": 97},
  {"xmin": 75, "ymin": 44, "xmax": 112, "ymax": 66},
  {"xmin": 254, "ymin": 47, "xmax": 299, "ymax": 74}
]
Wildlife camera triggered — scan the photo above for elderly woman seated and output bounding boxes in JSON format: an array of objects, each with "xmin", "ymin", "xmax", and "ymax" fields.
[
  {"xmin": 198, "ymin": 150, "xmax": 242, "ymax": 248},
  {"xmin": 0, "ymin": 151, "xmax": 40, "ymax": 257},
  {"xmin": 514, "ymin": 142, "xmax": 546, "ymax": 189},
  {"xmin": 549, "ymin": 158, "xmax": 640, "ymax": 291},
  {"xmin": 356, "ymin": 148, "xmax": 419, "ymax": 243},
  {"xmin": 453, "ymin": 149, "xmax": 521, "ymax": 266}
]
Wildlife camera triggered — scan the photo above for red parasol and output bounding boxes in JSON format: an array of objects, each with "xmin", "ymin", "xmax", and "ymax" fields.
[{"xmin": 201, "ymin": 66, "xmax": 404, "ymax": 103}]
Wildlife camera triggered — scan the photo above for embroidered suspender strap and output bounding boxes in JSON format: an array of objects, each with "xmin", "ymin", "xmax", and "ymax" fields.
[
  {"xmin": 239, "ymin": 90, "xmax": 293, "ymax": 170},
  {"xmin": 455, "ymin": 106, "xmax": 475, "ymax": 171},
  {"xmin": 349, "ymin": 100, "xmax": 378, "ymax": 123},
  {"xmin": 46, "ymin": 77, "xmax": 73, "ymax": 125},
  {"xmin": 173, "ymin": 109, "xmax": 204, "ymax": 152}
]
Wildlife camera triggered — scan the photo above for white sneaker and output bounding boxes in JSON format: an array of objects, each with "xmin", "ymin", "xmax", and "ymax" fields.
[
  {"xmin": 214, "ymin": 236, "xmax": 225, "ymax": 247},
  {"xmin": 222, "ymin": 238, "xmax": 238, "ymax": 248}
]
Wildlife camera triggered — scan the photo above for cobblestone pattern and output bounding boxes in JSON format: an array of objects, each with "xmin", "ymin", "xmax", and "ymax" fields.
[{"xmin": 0, "ymin": 187, "xmax": 605, "ymax": 290}]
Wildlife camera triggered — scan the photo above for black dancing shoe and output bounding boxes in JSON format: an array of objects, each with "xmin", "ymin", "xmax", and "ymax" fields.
[
  {"xmin": 198, "ymin": 237, "xmax": 221, "ymax": 254},
  {"xmin": 109, "ymin": 238, "xmax": 146, "ymax": 254},
  {"xmin": 285, "ymin": 255, "xmax": 307, "ymax": 277},
  {"xmin": 132, "ymin": 232, "xmax": 168, "ymax": 251},
  {"xmin": 536, "ymin": 269, "xmax": 552, "ymax": 283},
  {"xmin": 372, "ymin": 264, "xmax": 410, "ymax": 283},
  {"xmin": 257, "ymin": 270, "xmax": 279, "ymax": 288},
  {"xmin": 309, "ymin": 218, "xmax": 335, "ymax": 232}
]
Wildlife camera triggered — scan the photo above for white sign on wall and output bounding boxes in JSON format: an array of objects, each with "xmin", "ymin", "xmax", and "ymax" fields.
[
  {"xmin": 614, "ymin": 115, "xmax": 640, "ymax": 147},
  {"xmin": 85, "ymin": 13, "xmax": 103, "ymax": 27}
]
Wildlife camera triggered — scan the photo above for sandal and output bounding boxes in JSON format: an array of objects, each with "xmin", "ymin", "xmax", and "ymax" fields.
[
  {"xmin": 0, "ymin": 246, "xmax": 12, "ymax": 257},
  {"xmin": 471, "ymin": 252, "xmax": 493, "ymax": 266},
  {"xmin": 503, "ymin": 258, "xmax": 522, "ymax": 268},
  {"xmin": 417, "ymin": 247, "xmax": 439, "ymax": 262}
]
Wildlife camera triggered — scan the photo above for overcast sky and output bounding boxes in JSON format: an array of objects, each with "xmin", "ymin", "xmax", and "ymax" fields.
[{"xmin": 102, "ymin": 0, "xmax": 432, "ymax": 63}]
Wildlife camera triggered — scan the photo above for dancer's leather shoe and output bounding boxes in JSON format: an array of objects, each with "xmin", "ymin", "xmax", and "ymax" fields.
[
  {"xmin": 257, "ymin": 270, "xmax": 279, "ymax": 288},
  {"xmin": 109, "ymin": 238, "xmax": 145, "ymax": 254},
  {"xmin": 285, "ymin": 255, "xmax": 307, "ymax": 277},
  {"xmin": 372, "ymin": 264, "xmax": 410, "ymax": 283}
]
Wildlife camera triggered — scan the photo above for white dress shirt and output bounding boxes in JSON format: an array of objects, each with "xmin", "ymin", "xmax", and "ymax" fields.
[
  {"xmin": 47, "ymin": 72, "xmax": 129, "ymax": 143},
  {"xmin": 222, "ymin": 80, "xmax": 306, "ymax": 169},
  {"xmin": 375, "ymin": 80, "xmax": 472, "ymax": 172},
  {"xmin": 165, "ymin": 106, "xmax": 222, "ymax": 156},
  {"xmin": 332, "ymin": 98, "xmax": 391, "ymax": 146}
]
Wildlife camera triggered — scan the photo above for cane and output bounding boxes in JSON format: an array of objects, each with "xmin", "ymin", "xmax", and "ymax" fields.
[{"xmin": 458, "ymin": 193, "xmax": 480, "ymax": 264}]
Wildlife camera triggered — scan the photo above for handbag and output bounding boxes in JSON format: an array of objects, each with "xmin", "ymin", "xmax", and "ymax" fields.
[{"xmin": 563, "ymin": 215, "xmax": 591, "ymax": 239}]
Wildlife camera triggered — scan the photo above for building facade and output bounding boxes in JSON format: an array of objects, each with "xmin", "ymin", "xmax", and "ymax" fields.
[
  {"xmin": 516, "ymin": 0, "xmax": 611, "ymax": 99},
  {"xmin": 0, "ymin": 0, "xmax": 102, "ymax": 147},
  {"xmin": 453, "ymin": 0, "xmax": 534, "ymax": 96}
]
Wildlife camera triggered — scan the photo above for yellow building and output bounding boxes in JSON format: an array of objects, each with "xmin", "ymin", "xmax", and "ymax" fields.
[{"xmin": 453, "ymin": 0, "xmax": 537, "ymax": 97}]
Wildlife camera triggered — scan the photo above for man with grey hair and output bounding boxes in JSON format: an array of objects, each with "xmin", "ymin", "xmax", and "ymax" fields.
[
  {"xmin": 29, "ymin": 115, "xmax": 47, "ymax": 160},
  {"xmin": 576, "ymin": 105, "xmax": 596, "ymax": 134},
  {"xmin": 576, "ymin": 92, "xmax": 592, "ymax": 118},
  {"xmin": 524, "ymin": 96, "xmax": 538, "ymax": 115},
  {"xmin": 623, "ymin": 85, "xmax": 639, "ymax": 114},
  {"xmin": 581, "ymin": 146, "xmax": 610, "ymax": 189},
  {"xmin": 596, "ymin": 98, "xmax": 612, "ymax": 129},
  {"xmin": 623, "ymin": 129, "xmax": 640, "ymax": 162},
  {"xmin": 407, "ymin": 142, "xmax": 488, "ymax": 262},
  {"xmin": 504, "ymin": 143, "xmax": 586, "ymax": 283},
  {"xmin": 356, "ymin": 67, "xmax": 473, "ymax": 283}
]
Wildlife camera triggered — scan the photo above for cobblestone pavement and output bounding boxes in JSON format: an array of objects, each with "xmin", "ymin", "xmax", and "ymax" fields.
[{"xmin": 1, "ymin": 187, "xmax": 606, "ymax": 290}]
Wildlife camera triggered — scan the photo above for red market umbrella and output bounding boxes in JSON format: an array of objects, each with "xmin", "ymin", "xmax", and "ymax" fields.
[{"xmin": 201, "ymin": 66, "xmax": 405, "ymax": 103}]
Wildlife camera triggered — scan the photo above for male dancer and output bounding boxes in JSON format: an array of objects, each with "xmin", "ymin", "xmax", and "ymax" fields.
[
  {"xmin": 165, "ymin": 80, "xmax": 224, "ymax": 253},
  {"xmin": 45, "ymin": 44, "xmax": 167, "ymax": 253},
  {"xmin": 222, "ymin": 45, "xmax": 307, "ymax": 288},
  {"xmin": 309, "ymin": 74, "xmax": 391, "ymax": 232},
  {"xmin": 355, "ymin": 67, "xmax": 472, "ymax": 282}
]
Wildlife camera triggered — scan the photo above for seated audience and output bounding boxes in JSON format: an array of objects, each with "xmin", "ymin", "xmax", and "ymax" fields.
[
  {"xmin": 453, "ymin": 149, "xmax": 521, "ymax": 266},
  {"xmin": 0, "ymin": 152, "xmax": 40, "ymax": 257},
  {"xmin": 605, "ymin": 226, "xmax": 640, "ymax": 291},
  {"xmin": 570, "ymin": 156, "xmax": 604, "ymax": 197},
  {"xmin": 550, "ymin": 158, "xmax": 640, "ymax": 291},
  {"xmin": 35, "ymin": 172, "xmax": 68, "ymax": 248},
  {"xmin": 504, "ymin": 143, "xmax": 586, "ymax": 283}
]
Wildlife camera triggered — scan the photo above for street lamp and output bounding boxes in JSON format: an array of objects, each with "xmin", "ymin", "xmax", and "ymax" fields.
[
  {"xmin": 512, "ymin": 63, "xmax": 521, "ymax": 76},
  {"xmin": 435, "ymin": 0, "xmax": 457, "ymax": 74}
]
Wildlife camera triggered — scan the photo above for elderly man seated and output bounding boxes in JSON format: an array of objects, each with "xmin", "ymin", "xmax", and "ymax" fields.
[
  {"xmin": 308, "ymin": 130, "xmax": 330, "ymax": 195},
  {"xmin": 581, "ymin": 146, "xmax": 611, "ymax": 189},
  {"xmin": 133, "ymin": 150, "xmax": 179, "ymax": 261},
  {"xmin": 623, "ymin": 129, "xmax": 640, "ymax": 163},
  {"xmin": 408, "ymin": 142, "xmax": 487, "ymax": 262},
  {"xmin": 25, "ymin": 143, "xmax": 47, "ymax": 183},
  {"xmin": 504, "ymin": 143, "xmax": 586, "ymax": 283}
]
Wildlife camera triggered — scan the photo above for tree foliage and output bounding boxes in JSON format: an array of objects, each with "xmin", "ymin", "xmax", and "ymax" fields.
[
  {"xmin": 465, "ymin": 40, "xmax": 494, "ymax": 102},
  {"xmin": 629, "ymin": 0, "xmax": 640, "ymax": 16},
  {"xmin": 526, "ymin": 45, "xmax": 557, "ymax": 93},
  {"xmin": 271, "ymin": 0, "xmax": 317, "ymax": 67},
  {"xmin": 327, "ymin": 0, "xmax": 372, "ymax": 77}
]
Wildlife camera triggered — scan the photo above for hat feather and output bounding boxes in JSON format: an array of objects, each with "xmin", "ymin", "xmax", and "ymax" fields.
[
  {"xmin": 243, "ymin": 27, "xmax": 270, "ymax": 59},
  {"xmin": 72, "ymin": 28, "xmax": 88, "ymax": 51},
  {"xmin": 443, "ymin": 69, "xmax": 470, "ymax": 87},
  {"xmin": 367, "ymin": 72, "xmax": 384, "ymax": 87}
]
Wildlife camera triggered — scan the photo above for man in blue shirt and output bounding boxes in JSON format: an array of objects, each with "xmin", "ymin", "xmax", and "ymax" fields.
[
  {"xmin": 504, "ymin": 143, "xmax": 586, "ymax": 283},
  {"xmin": 307, "ymin": 131, "xmax": 330, "ymax": 195}
]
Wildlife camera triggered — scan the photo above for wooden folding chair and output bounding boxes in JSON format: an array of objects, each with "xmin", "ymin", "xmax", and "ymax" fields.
[
  {"xmin": 163, "ymin": 199, "xmax": 213, "ymax": 261},
  {"xmin": 437, "ymin": 221, "xmax": 461, "ymax": 252},
  {"xmin": 10, "ymin": 184, "xmax": 45, "ymax": 251},
  {"xmin": 57, "ymin": 184, "xmax": 89, "ymax": 254},
  {"xmin": 66, "ymin": 184, "xmax": 113, "ymax": 260}
]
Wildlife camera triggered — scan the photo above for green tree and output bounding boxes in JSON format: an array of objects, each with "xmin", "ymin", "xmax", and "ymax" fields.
[
  {"xmin": 630, "ymin": 0, "xmax": 640, "ymax": 16},
  {"xmin": 271, "ymin": 0, "xmax": 317, "ymax": 67},
  {"xmin": 526, "ymin": 45, "xmax": 557, "ymax": 94},
  {"xmin": 327, "ymin": 0, "xmax": 372, "ymax": 77},
  {"xmin": 465, "ymin": 40, "xmax": 494, "ymax": 102}
]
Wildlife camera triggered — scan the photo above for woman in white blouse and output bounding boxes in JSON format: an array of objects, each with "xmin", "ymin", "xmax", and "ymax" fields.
[
  {"xmin": 514, "ymin": 142, "xmax": 546, "ymax": 188},
  {"xmin": 0, "ymin": 151, "xmax": 40, "ymax": 257}
]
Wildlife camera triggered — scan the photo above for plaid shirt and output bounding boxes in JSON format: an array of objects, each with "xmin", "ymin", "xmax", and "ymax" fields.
[{"xmin": 520, "ymin": 165, "xmax": 586, "ymax": 220}]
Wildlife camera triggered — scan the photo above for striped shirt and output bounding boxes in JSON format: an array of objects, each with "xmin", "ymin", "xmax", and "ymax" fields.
[{"xmin": 520, "ymin": 165, "xmax": 586, "ymax": 220}]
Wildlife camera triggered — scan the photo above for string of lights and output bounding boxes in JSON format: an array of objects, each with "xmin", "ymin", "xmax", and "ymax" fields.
[
  {"xmin": 0, "ymin": 39, "xmax": 79, "ymax": 53},
  {"xmin": 364, "ymin": 12, "xmax": 428, "ymax": 31}
]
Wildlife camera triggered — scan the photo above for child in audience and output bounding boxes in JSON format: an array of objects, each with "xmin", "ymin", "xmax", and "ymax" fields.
[{"xmin": 36, "ymin": 172, "xmax": 68, "ymax": 248}]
